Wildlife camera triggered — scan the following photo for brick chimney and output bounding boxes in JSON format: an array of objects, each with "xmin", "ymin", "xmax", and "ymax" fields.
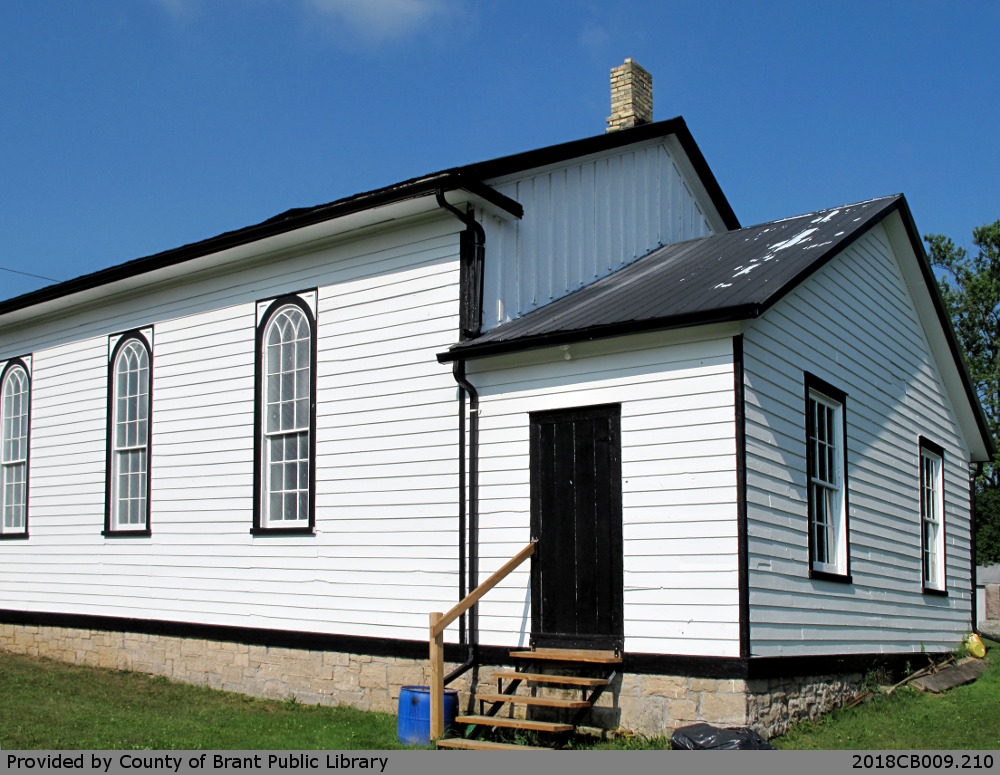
[{"xmin": 606, "ymin": 58, "xmax": 652, "ymax": 132}]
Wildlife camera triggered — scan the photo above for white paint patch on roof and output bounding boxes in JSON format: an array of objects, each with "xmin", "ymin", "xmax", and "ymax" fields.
[
  {"xmin": 714, "ymin": 282, "xmax": 732, "ymax": 289},
  {"xmin": 733, "ymin": 262, "xmax": 761, "ymax": 278},
  {"xmin": 811, "ymin": 209, "xmax": 840, "ymax": 224},
  {"xmin": 767, "ymin": 227, "xmax": 819, "ymax": 253}
]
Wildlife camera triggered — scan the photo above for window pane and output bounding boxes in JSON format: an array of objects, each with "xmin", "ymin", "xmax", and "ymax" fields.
[
  {"xmin": 921, "ymin": 449, "xmax": 943, "ymax": 587},
  {"xmin": 261, "ymin": 306, "xmax": 311, "ymax": 527},
  {"xmin": 2, "ymin": 366, "xmax": 30, "ymax": 533},
  {"xmin": 807, "ymin": 389, "xmax": 844, "ymax": 572}
]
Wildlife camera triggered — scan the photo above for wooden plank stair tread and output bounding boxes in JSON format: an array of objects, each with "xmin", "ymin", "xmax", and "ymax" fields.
[
  {"xmin": 454, "ymin": 715, "xmax": 574, "ymax": 733},
  {"xmin": 436, "ymin": 738, "xmax": 553, "ymax": 751},
  {"xmin": 476, "ymin": 693, "xmax": 591, "ymax": 709},
  {"xmin": 495, "ymin": 670, "xmax": 608, "ymax": 687},
  {"xmin": 509, "ymin": 647, "xmax": 622, "ymax": 664}
]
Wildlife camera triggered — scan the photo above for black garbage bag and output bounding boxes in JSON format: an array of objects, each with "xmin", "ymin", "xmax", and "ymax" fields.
[{"xmin": 670, "ymin": 722, "xmax": 775, "ymax": 750}]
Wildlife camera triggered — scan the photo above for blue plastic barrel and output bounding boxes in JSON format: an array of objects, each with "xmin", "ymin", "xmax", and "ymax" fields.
[{"xmin": 397, "ymin": 685, "xmax": 459, "ymax": 745}]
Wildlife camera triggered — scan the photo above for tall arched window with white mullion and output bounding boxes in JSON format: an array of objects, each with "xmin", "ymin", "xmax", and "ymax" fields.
[
  {"xmin": 254, "ymin": 297, "xmax": 315, "ymax": 533},
  {"xmin": 1, "ymin": 359, "xmax": 30, "ymax": 538},
  {"xmin": 106, "ymin": 334, "xmax": 152, "ymax": 534}
]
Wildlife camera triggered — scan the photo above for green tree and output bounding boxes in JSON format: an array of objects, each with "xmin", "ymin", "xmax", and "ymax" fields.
[{"xmin": 925, "ymin": 220, "xmax": 1000, "ymax": 565}]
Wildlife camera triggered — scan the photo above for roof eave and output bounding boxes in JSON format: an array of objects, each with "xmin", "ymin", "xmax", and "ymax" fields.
[
  {"xmin": 889, "ymin": 198, "xmax": 995, "ymax": 459},
  {"xmin": 437, "ymin": 304, "xmax": 759, "ymax": 363},
  {"xmin": 0, "ymin": 175, "xmax": 521, "ymax": 321}
]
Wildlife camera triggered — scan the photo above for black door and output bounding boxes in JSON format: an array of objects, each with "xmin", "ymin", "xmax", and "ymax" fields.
[{"xmin": 530, "ymin": 404, "xmax": 623, "ymax": 651}]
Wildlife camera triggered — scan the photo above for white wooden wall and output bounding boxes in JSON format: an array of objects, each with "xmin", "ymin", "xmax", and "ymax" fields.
[
  {"xmin": 0, "ymin": 215, "xmax": 467, "ymax": 643},
  {"xmin": 743, "ymin": 224, "xmax": 973, "ymax": 656},
  {"xmin": 480, "ymin": 140, "xmax": 715, "ymax": 330},
  {"xmin": 469, "ymin": 330, "xmax": 741, "ymax": 657}
]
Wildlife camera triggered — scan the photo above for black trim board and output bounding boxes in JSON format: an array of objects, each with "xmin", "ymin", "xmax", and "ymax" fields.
[
  {"xmin": 460, "ymin": 118, "xmax": 739, "ymax": 232},
  {"xmin": 0, "ymin": 609, "xmax": 946, "ymax": 682},
  {"xmin": 804, "ymin": 371, "xmax": 852, "ymax": 582},
  {"xmin": 0, "ymin": 176, "xmax": 520, "ymax": 322},
  {"xmin": 0, "ymin": 356, "xmax": 32, "ymax": 540},
  {"xmin": 919, "ymin": 436, "xmax": 948, "ymax": 595},
  {"xmin": 0, "ymin": 118, "xmax": 733, "ymax": 324},
  {"xmin": 733, "ymin": 335, "xmax": 750, "ymax": 660},
  {"xmin": 252, "ymin": 294, "xmax": 318, "ymax": 535},
  {"xmin": 0, "ymin": 609, "xmax": 940, "ymax": 680},
  {"xmin": 103, "ymin": 330, "xmax": 153, "ymax": 538}
]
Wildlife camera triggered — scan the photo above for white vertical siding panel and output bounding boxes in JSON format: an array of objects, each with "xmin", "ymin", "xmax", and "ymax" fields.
[
  {"xmin": 743, "ymin": 224, "xmax": 973, "ymax": 656},
  {"xmin": 470, "ymin": 333, "xmax": 740, "ymax": 656},
  {"xmin": 581, "ymin": 160, "xmax": 598, "ymax": 282},
  {"xmin": 0, "ymin": 217, "xmax": 466, "ymax": 643},
  {"xmin": 480, "ymin": 140, "xmax": 719, "ymax": 330},
  {"xmin": 620, "ymin": 151, "xmax": 636, "ymax": 266}
]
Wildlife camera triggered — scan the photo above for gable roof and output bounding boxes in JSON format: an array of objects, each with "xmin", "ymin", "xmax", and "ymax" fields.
[
  {"xmin": 0, "ymin": 117, "xmax": 736, "ymax": 322},
  {"xmin": 440, "ymin": 194, "xmax": 993, "ymax": 459},
  {"xmin": 442, "ymin": 196, "xmax": 901, "ymax": 360}
]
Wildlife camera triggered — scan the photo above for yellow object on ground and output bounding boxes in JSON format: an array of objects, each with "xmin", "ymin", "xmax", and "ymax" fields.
[{"xmin": 968, "ymin": 633, "xmax": 986, "ymax": 659}]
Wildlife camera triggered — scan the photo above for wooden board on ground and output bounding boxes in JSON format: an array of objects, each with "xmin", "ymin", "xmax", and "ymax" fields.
[{"xmin": 911, "ymin": 659, "xmax": 988, "ymax": 693}]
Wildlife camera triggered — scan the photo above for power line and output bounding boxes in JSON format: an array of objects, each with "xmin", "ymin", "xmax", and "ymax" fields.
[{"xmin": 0, "ymin": 265, "xmax": 60, "ymax": 283}]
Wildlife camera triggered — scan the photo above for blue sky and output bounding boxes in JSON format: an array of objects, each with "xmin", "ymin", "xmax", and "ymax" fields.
[{"xmin": 1, "ymin": 1, "xmax": 997, "ymax": 301}]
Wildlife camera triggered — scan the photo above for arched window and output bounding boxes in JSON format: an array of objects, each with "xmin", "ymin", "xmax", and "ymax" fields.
[
  {"xmin": 107, "ymin": 335, "xmax": 151, "ymax": 534},
  {"xmin": 255, "ymin": 298, "xmax": 315, "ymax": 532},
  {"xmin": 1, "ymin": 360, "xmax": 30, "ymax": 537}
]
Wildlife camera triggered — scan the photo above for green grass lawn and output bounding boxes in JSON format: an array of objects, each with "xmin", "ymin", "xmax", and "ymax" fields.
[
  {"xmin": 773, "ymin": 642, "xmax": 1000, "ymax": 750},
  {"xmin": 2, "ymin": 643, "xmax": 998, "ymax": 750},
  {"xmin": 0, "ymin": 651, "xmax": 410, "ymax": 750}
]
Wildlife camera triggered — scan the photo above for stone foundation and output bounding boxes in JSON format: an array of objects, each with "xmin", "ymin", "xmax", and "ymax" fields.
[
  {"xmin": 747, "ymin": 672, "xmax": 865, "ymax": 738},
  {"xmin": 0, "ymin": 622, "xmax": 864, "ymax": 738}
]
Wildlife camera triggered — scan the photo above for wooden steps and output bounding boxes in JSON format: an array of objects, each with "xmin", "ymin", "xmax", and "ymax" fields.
[
  {"xmin": 436, "ymin": 738, "xmax": 553, "ymax": 750},
  {"xmin": 454, "ymin": 715, "xmax": 574, "ymax": 733},
  {"xmin": 475, "ymin": 693, "xmax": 591, "ymax": 709},
  {"xmin": 436, "ymin": 647, "xmax": 618, "ymax": 750},
  {"xmin": 494, "ymin": 670, "xmax": 608, "ymax": 688},
  {"xmin": 508, "ymin": 647, "xmax": 621, "ymax": 664}
]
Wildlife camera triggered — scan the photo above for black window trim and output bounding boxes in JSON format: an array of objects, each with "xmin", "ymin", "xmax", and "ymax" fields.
[
  {"xmin": 919, "ymin": 436, "xmax": 948, "ymax": 597},
  {"xmin": 252, "ymin": 291, "xmax": 318, "ymax": 536},
  {"xmin": 0, "ymin": 355, "xmax": 32, "ymax": 540},
  {"xmin": 103, "ymin": 329, "xmax": 154, "ymax": 538},
  {"xmin": 804, "ymin": 372, "xmax": 852, "ymax": 584}
]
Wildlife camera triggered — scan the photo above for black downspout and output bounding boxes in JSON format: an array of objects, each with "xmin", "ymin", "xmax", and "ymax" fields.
[
  {"xmin": 447, "ymin": 361, "xmax": 480, "ymax": 682},
  {"xmin": 456, "ymin": 366, "xmax": 467, "ymax": 648},
  {"xmin": 435, "ymin": 189, "xmax": 486, "ymax": 679}
]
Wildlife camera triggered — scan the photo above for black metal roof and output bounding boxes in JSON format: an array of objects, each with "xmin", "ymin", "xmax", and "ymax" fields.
[
  {"xmin": 0, "ymin": 117, "xmax": 735, "ymax": 319},
  {"xmin": 442, "ymin": 196, "xmax": 902, "ymax": 361}
]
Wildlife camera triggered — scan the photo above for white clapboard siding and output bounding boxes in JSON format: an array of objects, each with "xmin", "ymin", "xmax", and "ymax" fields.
[
  {"xmin": 470, "ymin": 331, "xmax": 740, "ymax": 657},
  {"xmin": 480, "ymin": 140, "xmax": 715, "ymax": 330},
  {"xmin": 743, "ymin": 223, "xmax": 973, "ymax": 656},
  {"xmin": 0, "ymin": 214, "xmax": 478, "ymax": 644}
]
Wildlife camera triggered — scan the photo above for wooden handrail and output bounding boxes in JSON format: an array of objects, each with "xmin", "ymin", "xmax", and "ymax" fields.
[{"xmin": 428, "ymin": 540, "xmax": 535, "ymax": 741}]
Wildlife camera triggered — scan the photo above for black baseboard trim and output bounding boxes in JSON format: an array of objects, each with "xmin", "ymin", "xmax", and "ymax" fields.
[
  {"xmin": 0, "ymin": 609, "xmax": 465, "ymax": 663},
  {"xmin": 745, "ymin": 651, "xmax": 946, "ymax": 681},
  {"xmin": 0, "ymin": 610, "xmax": 947, "ymax": 682}
]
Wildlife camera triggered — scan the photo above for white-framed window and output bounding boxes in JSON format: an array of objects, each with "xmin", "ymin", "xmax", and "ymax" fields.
[
  {"xmin": 805, "ymin": 373, "xmax": 850, "ymax": 580},
  {"xmin": 1, "ymin": 358, "xmax": 30, "ymax": 537},
  {"xmin": 106, "ymin": 332, "xmax": 152, "ymax": 534},
  {"xmin": 920, "ymin": 438, "xmax": 946, "ymax": 593},
  {"xmin": 254, "ymin": 294, "xmax": 316, "ymax": 533}
]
